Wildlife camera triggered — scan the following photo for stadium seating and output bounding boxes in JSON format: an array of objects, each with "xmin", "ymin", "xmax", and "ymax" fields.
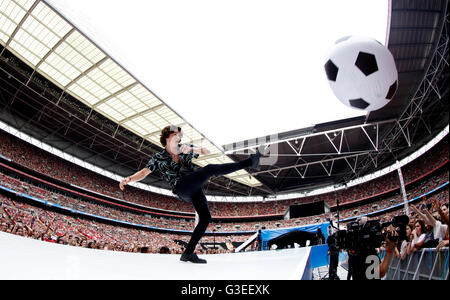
[{"xmin": 0, "ymin": 128, "xmax": 448, "ymax": 254}]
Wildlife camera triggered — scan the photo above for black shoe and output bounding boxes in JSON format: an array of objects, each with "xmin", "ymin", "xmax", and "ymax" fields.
[{"xmin": 180, "ymin": 253, "xmax": 207, "ymax": 264}]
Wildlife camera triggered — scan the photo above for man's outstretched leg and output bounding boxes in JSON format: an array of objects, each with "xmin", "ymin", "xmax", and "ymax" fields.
[{"xmin": 175, "ymin": 148, "xmax": 266, "ymax": 195}]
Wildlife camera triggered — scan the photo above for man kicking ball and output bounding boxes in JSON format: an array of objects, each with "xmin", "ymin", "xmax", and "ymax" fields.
[{"xmin": 120, "ymin": 125, "xmax": 266, "ymax": 263}]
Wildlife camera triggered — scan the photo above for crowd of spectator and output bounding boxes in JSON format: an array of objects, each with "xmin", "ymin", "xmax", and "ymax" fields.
[
  {"xmin": 0, "ymin": 130, "xmax": 194, "ymax": 212},
  {"xmin": 0, "ymin": 127, "xmax": 448, "ymax": 256},
  {"xmin": 0, "ymin": 129, "xmax": 448, "ymax": 218},
  {"xmin": 387, "ymin": 193, "xmax": 449, "ymax": 261},
  {"xmin": 1, "ymin": 163, "xmax": 447, "ymax": 235},
  {"xmin": 337, "ymin": 172, "xmax": 448, "ymax": 219},
  {"xmin": 2, "ymin": 182, "xmax": 446, "ymax": 256},
  {"xmin": 0, "ymin": 194, "xmax": 252, "ymax": 254}
]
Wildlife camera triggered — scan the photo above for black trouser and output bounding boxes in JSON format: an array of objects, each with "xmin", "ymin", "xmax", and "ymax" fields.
[
  {"xmin": 347, "ymin": 254, "xmax": 355, "ymax": 280},
  {"xmin": 329, "ymin": 248, "xmax": 339, "ymax": 279},
  {"xmin": 174, "ymin": 158, "xmax": 252, "ymax": 254}
]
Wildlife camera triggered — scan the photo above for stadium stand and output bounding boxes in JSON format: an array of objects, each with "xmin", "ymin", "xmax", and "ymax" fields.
[{"xmin": 1, "ymin": 127, "xmax": 448, "ymax": 257}]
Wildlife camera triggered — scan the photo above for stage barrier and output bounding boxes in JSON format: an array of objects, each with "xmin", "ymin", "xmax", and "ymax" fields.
[{"xmin": 383, "ymin": 247, "xmax": 449, "ymax": 280}]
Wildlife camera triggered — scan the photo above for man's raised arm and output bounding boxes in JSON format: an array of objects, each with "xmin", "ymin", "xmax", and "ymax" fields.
[{"xmin": 119, "ymin": 168, "xmax": 151, "ymax": 191}]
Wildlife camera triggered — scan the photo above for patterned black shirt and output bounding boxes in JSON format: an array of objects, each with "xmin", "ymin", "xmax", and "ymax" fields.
[{"xmin": 145, "ymin": 144, "xmax": 199, "ymax": 191}]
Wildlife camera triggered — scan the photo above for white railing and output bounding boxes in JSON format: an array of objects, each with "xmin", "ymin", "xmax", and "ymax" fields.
[{"xmin": 384, "ymin": 247, "xmax": 449, "ymax": 280}]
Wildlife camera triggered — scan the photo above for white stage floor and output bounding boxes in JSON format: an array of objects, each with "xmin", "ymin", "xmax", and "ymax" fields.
[{"xmin": 0, "ymin": 232, "xmax": 312, "ymax": 280}]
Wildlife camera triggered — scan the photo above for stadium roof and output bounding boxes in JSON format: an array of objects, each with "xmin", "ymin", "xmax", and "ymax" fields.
[
  {"xmin": 0, "ymin": 0, "xmax": 261, "ymax": 188},
  {"xmin": 226, "ymin": 0, "xmax": 449, "ymax": 194}
]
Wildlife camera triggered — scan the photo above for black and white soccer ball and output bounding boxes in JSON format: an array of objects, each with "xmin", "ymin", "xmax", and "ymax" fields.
[{"xmin": 324, "ymin": 36, "xmax": 398, "ymax": 112}]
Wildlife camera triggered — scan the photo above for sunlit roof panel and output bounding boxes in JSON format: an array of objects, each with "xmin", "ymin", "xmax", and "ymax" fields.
[
  {"xmin": 38, "ymin": 55, "xmax": 79, "ymax": 86},
  {"xmin": 181, "ymin": 125, "xmax": 203, "ymax": 144},
  {"xmin": 0, "ymin": 0, "xmax": 29, "ymax": 23},
  {"xmin": 0, "ymin": 4, "xmax": 24, "ymax": 43},
  {"xmin": 65, "ymin": 31, "xmax": 105, "ymax": 64},
  {"xmin": 137, "ymin": 128, "xmax": 151, "ymax": 137},
  {"xmin": 155, "ymin": 106, "xmax": 184, "ymax": 125},
  {"xmin": 115, "ymin": 92, "xmax": 148, "ymax": 114},
  {"xmin": 86, "ymin": 67, "xmax": 121, "ymax": 96},
  {"xmin": 129, "ymin": 85, "xmax": 162, "ymax": 106},
  {"xmin": 53, "ymin": 43, "xmax": 92, "ymax": 72},
  {"xmin": 31, "ymin": 3, "xmax": 70, "ymax": 38},
  {"xmin": 97, "ymin": 103, "xmax": 123, "ymax": 121},
  {"xmin": 22, "ymin": 17, "xmax": 58, "ymax": 46},
  {"xmin": 68, "ymin": 82, "xmax": 102, "ymax": 105},
  {"xmin": 98, "ymin": 59, "xmax": 135, "ymax": 88},
  {"xmin": 202, "ymin": 141, "xmax": 222, "ymax": 155},
  {"xmin": 133, "ymin": 116, "xmax": 159, "ymax": 131},
  {"xmin": 144, "ymin": 111, "xmax": 165, "ymax": 126},
  {"xmin": 38, "ymin": 61, "xmax": 71, "ymax": 86},
  {"xmin": 6, "ymin": 3, "xmax": 68, "ymax": 67},
  {"xmin": 144, "ymin": 98, "xmax": 163, "ymax": 109},
  {"xmin": 13, "ymin": 30, "xmax": 49, "ymax": 61},
  {"xmin": 73, "ymin": 69, "xmax": 117, "ymax": 104},
  {"xmin": 123, "ymin": 120, "xmax": 150, "ymax": 136},
  {"xmin": 132, "ymin": 127, "xmax": 149, "ymax": 137},
  {"xmin": 46, "ymin": 51, "xmax": 78, "ymax": 75},
  {"xmin": 109, "ymin": 113, "xmax": 125, "ymax": 122},
  {"xmin": 15, "ymin": 0, "xmax": 35, "ymax": 10},
  {"xmin": 102, "ymin": 98, "xmax": 136, "ymax": 119},
  {"xmin": 0, "ymin": 29, "xmax": 11, "ymax": 44},
  {"xmin": 8, "ymin": 38, "xmax": 40, "ymax": 65}
]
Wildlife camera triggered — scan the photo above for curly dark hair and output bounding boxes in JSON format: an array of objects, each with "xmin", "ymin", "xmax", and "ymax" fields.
[{"xmin": 160, "ymin": 125, "xmax": 182, "ymax": 147}]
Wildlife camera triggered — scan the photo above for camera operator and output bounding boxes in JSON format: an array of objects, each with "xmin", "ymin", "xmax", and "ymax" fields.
[
  {"xmin": 378, "ymin": 225, "xmax": 399, "ymax": 279},
  {"xmin": 348, "ymin": 217, "xmax": 380, "ymax": 280},
  {"xmin": 336, "ymin": 215, "xmax": 408, "ymax": 280},
  {"xmin": 326, "ymin": 221, "xmax": 340, "ymax": 280},
  {"xmin": 351, "ymin": 228, "xmax": 397, "ymax": 280}
]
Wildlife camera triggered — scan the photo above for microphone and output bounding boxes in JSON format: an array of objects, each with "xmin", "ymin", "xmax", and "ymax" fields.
[{"xmin": 177, "ymin": 144, "xmax": 198, "ymax": 154}]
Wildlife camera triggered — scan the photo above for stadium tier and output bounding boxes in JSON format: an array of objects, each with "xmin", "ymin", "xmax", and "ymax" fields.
[{"xmin": 1, "ymin": 128, "xmax": 448, "ymax": 255}]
